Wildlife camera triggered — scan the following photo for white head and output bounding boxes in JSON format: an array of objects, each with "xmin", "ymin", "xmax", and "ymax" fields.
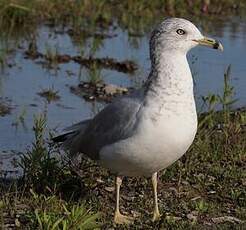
[{"xmin": 150, "ymin": 18, "xmax": 223, "ymax": 60}]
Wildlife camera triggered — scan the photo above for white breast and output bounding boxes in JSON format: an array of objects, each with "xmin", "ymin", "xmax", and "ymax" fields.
[{"xmin": 99, "ymin": 108, "xmax": 197, "ymax": 177}]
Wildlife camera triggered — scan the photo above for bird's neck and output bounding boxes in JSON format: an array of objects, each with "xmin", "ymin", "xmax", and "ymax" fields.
[{"xmin": 144, "ymin": 51, "xmax": 196, "ymax": 113}]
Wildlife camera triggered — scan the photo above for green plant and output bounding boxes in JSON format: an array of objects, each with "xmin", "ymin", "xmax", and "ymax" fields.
[
  {"xmin": 33, "ymin": 205, "xmax": 100, "ymax": 230},
  {"xmin": 199, "ymin": 65, "xmax": 237, "ymax": 129},
  {"xmin": 195, "ymin": 199, "xmax": 209, "ymax": 213},
  {"xmin": 0, "ymin": 200, "xmax": 3, "ymax": 229},
  {"xmin": 12, "ymin": 107, "xmax": 27, "ymax": 128},
  {"xmin": 38, "ymin": 87, "xmax": 61, "ymax": 103},
  {"xmin": 44, "ymin": 44, "xmax": 60, "ymax": 69},
  {"xmin": 0, "ymin": 187, "xmax": 100, "ymax": 229},
  {"xmin": 0, "ymin": 1, "xmax": 33, "ymax": 34},
  {"xmin": 17, "ymin": 114, "xmax": 86, "ymax": 199},
  {"xmin": 34, "ymin": 209, "xmax": 64, "ymax": 230},
  {"xmin": 30, "ymin": 191, "xmax": 100, "ymax": 230},
  {"xmin": 199, "ymin": 93, "xmax": 219, "ymax": 128},
  {"xmin": 0, "ymin": 47, "xmax": 7, "ymax": 70},
  {"xmin": 88, "ymin": 37, "xmax": 104, "ymax": 58},
  {"xmin": 218, "ymin": 65, "xmax": 238, "ymax": 122},
  {"xmin": 18, "ymin": 114, "xmax": 62, "ymax": 192},
  {"xmin": 0, "ymin": 0, "xmax": 244, "ymax": 38},
  {"xmin": 87, "ymin": 63, "xmax": 102, "ymax": 84}
]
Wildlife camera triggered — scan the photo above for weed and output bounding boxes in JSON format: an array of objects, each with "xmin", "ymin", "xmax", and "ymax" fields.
[
  {"xmin": 88, "ymin": 37, "xmax": 104, "ymax": 58},
  {"xmin": 0, "ymin": 187, "xmax": 100, "ymax": 229},
  {"xmin": 0, "ymin": 0, "xmax": 245, "ymax": 37},
  {"xmin": 12, "ymin": 107, "xmax": 27, "ymax": 128},
  {"xmin": 199, "ymin": 65, "xmax": 238, "ymax": 129},
  {"xmin": 17, "ymin": 114, "xmax": 86, "ymax": 199},
  {"xmin": 38, "ymin": 87, "xmax": 60, "ymax": 103},
  {"xmin": 200, "ymin": 93, "xmax": 219, "ymax": 128},
  {"xmin": 0, "ymin": 47, "xmax": 7, "ymax": 70},
  {"xmin": 31, "ymin": 191, "xmax": 100, "ymax": 230},
  {"xmin": 0, "ymin": 1, "xmax": 33, "ymax": 34},
  {"xmin": 0, "ymin": 113, "xmax": 100, "ymax": 229},
  {"xmin": 18, "ymin": 114, "xmax": 63, "ymax": 193},
  {"xmin": 218, "ymin": 65, "xmax": 238, "ymax": 122},
  {"xmin": 44, "ymin": 44, "xmax": 60, "ymax": 69},
  {"xmin": 195, "ymin": 199, "xmax": 209, "ymax": 214},
  {"xmin": 87, "ymin": 63, "xmax": 102, "ymax": 84}
]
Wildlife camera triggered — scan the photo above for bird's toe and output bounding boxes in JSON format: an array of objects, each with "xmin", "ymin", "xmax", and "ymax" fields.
[
  {"xmin": 114, "ymin": 212, "xmax": 134, "ymax": 225},
  {"xmin": 152, "ymin": 210, "xmax": 161, "ymax": 222}
]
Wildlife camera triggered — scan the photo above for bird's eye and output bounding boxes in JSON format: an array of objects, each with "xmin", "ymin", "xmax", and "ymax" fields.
[{"xmin": 176, "ymin": 29, "xmax": 186, "ymax": 35}]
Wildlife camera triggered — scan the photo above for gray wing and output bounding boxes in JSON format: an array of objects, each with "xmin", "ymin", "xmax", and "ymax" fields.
[{"xmin": 66, "ymin": 95, "xmax": 143, "ymax": 159}]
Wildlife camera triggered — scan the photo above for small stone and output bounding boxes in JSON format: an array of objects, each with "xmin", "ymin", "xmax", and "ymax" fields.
[
  {"xmin": 103, "ymin": 84, "xmax": 118, "ymax": 95},
  {"xmin": 96, "ymin": 87, "xmax": 102, "ymax": 92},
  {"xmin": 83, "ymin": 95, "xmax": 95, "ymax": 101},
  {"xmin": 207, "ymin": 190, "xmax": 216, "ymax": 194},
  {"xmin": 130, "ymin": 210, "xmax": 141, "ymax": 218},
  {"xmin": 204, "ymin": 221, "xmax": 212, "ymax": 226},
  {"xmin": 181, "ymin": 180, "xmax": 189, "ymax": 185},
  {"xmin": 191, "ymin": 196, "xmax": 201, "ymax": 201},
  {"xmin": 187, "ymin": 212, "xmax": 197, "ymax": 221},
  {"xmin": 169, "ymin": 187, "xmax": 178, "ymax": 195},
  {"xmin": 15, "ymin": 218, "xmax": 21, "ymax": 227},
  {"xmin": 103, "ymin": 84, "xmax": 128, "ymax": 95},
  {"xmin": 212, "ymin": 216, "xmax": 242, "ymax": 224},
  {"xmin": 174, "ymin": 216, "xmax": 182, "ymax": 221},
  {"xmin": 96, "ymin": 178, "xmax": 104, "ymax": 183},
  {"xmin": 96, "ymin": 83, "xmax": 104, "ymax": 88},
  {"xmin": 104, "ymin": 186, "xmax": 115, "ymax": 192},
  {"xmin": 122, "ymin": 195, "xmax": 134, "ymax": 202},
  {"xmin": 98, "ymin": 94, "xmax": 104, "ymax": 99},
  {"xmin": 82, "ymin": 83, "xmax": 90, "ymax": 89},
  {"xmin": 166, "ymin": 215, "xmax": 182, "ymax": 222}
]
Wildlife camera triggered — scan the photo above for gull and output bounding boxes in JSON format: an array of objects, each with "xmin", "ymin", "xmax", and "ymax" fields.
[{"xmin": 53, "ymin": 18, "xmax": 223, "ymax": 224}]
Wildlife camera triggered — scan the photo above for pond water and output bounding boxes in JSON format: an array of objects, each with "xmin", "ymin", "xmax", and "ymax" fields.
[{"xmin": 0, "ymin": 17, "xmax": 246, "ymax": 172}]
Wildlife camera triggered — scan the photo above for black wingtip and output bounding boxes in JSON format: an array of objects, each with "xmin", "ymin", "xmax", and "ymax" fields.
[{"xmin": 52, "ymin": 131, "xmax": 75, "ymax": 143}]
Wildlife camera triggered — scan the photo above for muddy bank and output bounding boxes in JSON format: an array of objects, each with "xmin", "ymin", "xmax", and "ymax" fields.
[
  {"xmin": 24, "ymin": 49, "xmax": 138, "ymax": 74},
  {"xmin": 70, "ymin": 81, "xmax": 129, "ymax": 102},
  {"xmin": 0, "ymin": 98, "xmax": 12, "ymax": 117}
]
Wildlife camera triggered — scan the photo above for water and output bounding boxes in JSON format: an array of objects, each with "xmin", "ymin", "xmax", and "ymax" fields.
[{"xmin": 0, "ymin": 18, "xmax": 246, "ymax": 171}]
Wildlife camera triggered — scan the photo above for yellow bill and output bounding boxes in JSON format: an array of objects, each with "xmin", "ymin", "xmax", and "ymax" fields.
[{"xmin": 193, "ymin": 37, "xmax": 223, "ymax": 51}]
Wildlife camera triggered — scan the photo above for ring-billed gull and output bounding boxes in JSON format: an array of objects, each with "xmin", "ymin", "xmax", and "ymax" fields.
[{"xmin": 53, "ymin": 18, "xmax": 223, "ymax": 224}]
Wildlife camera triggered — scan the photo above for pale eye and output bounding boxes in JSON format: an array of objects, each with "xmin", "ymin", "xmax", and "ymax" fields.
[{"xmin": 176, "ymin": 29, "xmax": 186, "ymax": 35}]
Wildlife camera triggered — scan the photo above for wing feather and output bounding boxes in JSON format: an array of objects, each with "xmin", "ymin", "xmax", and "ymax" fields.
[{"xmin": 68, "ymin": 96, "xmax": 142, "ymax": 159}]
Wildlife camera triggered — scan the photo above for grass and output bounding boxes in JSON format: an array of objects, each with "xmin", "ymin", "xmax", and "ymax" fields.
[
  {"xmin": 38, "ymin": 87, "xmax": 60, "ymax": 103},
  {"xmin": 11, "ymin": 107, "xmax": 27, "ymax": 129},
  {"xmin": 86, "ymin": 63, "xmax": 102, "ymax": 85},
  {"xmin": 0, "ymin": 46, "xmax": 8, "ymax": 70},
  {"xmin": 1, "ymin": 114, "xmax": 101, "ymax": 229},
  {"xmin": 0, "ymin": 68, "xmax": 245, "ymax": 229},
  {"xmin": 0, "ymin": 0, "xmax": 245, "ymax": 37},
  {"xmin": 0, "ymin": 188, "xmax": 100, "ymax": 229},
  {"xmin": 43, "ymin": 44, "xmax": 61, "ymax": 69}
]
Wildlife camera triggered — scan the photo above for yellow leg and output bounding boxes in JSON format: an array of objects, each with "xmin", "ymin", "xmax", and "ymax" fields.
[
  {"xmin": 114, "ymin": 176, "xmax": 134, "ymax": 224},
  {"xmin": 152, "ymin": 172, "xmax": 161, "ymax": 221}
]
